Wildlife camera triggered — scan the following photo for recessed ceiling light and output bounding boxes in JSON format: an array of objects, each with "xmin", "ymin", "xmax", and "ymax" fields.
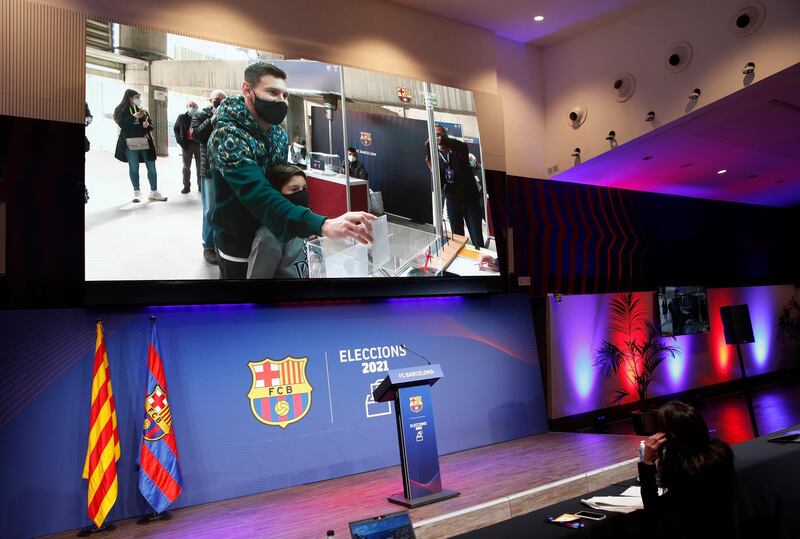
[
  {"xmin": 717, "ymin": 169, "xmax": 727, "ymax": 174},
  {"xmin": 533, "ymin": 15, "xmax": 545, "ymax": 22}
]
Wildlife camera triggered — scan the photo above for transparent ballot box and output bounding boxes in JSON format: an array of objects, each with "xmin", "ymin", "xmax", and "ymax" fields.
[
  {"xmin": 308, "ymin": 152, "xmax": 340, "ymax": 176},
  {"xmin": 307, "ymin": 217, "xmax": 443, "ymax": 278}
]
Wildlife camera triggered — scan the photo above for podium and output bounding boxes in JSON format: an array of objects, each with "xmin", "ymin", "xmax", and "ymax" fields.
[{"xmin": 373, "ymin": 364, "xmax": 460, "ymax": 508}]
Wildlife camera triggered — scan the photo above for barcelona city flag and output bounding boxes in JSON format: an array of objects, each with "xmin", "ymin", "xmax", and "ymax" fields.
[
  {"xmin": 82, "ymin": 321, "xmax": 121, "ymax": 528},
  {"xmin": 138, "ymin": 317, "xmax": 183, "ymax": 513}
]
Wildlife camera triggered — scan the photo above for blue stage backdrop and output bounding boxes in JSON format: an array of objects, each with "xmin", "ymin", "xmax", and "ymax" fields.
[{"xmin": 0, "ymin": 294, "xmax": 546, "ymax": 538}]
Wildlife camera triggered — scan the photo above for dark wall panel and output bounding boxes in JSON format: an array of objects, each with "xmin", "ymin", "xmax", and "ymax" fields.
[
  {"xmin": 505, "ymin": 176, "xmax": 799, "ymax": 296},
  {"xmin": 0, "ymin": 115, "xmax": 84, "ymax": 307}
]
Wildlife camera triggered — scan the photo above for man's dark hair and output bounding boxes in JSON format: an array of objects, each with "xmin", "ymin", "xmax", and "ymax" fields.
[
  {"xmin": 244, "ymin": 62, "xmax": 287, "ymax": 86},
  {"xmin": 347, "ymin": 147, "xmax": 357, "ymax": 154},
  {"xmin": 268, "ymin": 163, "xmax": 306, "ymax": 190}
]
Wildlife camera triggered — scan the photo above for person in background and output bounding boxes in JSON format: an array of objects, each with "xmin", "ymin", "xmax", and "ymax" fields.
[
  {"xmin": 207, "ymin": 61, "xmax": 375, "ymax": 279},
  {"xmin": 289, "ymin": 135, "xmax": 307, "ymax": 167},
  {"xmin": 668, "ymin": 296, "xmax": 683, "ymax": 334},
  {"xmin": 425, "ymin": 125, "xmax": 483, "ymax": 248},
  {"xmin": 248, "ymin": 163, "xmax": 312, "ymax": 279},
  {"xmin": 190, "ymin": 89, "xmax": 227, "ymax": 265},
  {"xmin": 84, "ymin": 102, "xmax": 92, "ymax": 204},
  {"xmin": 469, "ymin": 152, "xmax": 484, "ymax": 215},
  {"xmin": 174, "ymin": 100, "xmax": 201, "ymax": 194},
  {"xmin": 340, "ymin": 147, "xmax": 368, "ymax": 180},
  {"xmin": 639, "ymin": 401, "xmax": 736, "ymax": 538},
  {"xmin": 113, "ymin": 89, "xmax": 167, "ymax": 203}
]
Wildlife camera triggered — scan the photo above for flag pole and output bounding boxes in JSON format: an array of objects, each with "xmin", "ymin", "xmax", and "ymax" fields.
[
  {"xmin": 136, "ymin": 511, "xmax": 172, "ymax": 525},
  {"xmin": 77, "ymin": 522, "xmax": 116, "ymax": 537}
]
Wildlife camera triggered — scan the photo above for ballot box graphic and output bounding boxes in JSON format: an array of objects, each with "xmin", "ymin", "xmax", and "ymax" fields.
[
  {"xmin": 306, "ymin": 217, "xmax": 442, "ymax": 278},
  {"xmin": 372, "ymin": 364, "xmax": 460, "ymax": 508}
]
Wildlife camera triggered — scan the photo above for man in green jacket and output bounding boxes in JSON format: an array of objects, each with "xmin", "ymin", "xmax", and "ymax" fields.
[{"xmin": 208, "ymin": 62, "xmax": 375, "ymax": 279}]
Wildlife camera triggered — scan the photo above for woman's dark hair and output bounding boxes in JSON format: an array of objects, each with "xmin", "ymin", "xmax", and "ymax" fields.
[
  {"xmin": 347, "ymin": 147, "xmax": 357, "ymax": 154},
  {"xmin": 657, "ymin": 400, "xmax": 733, "ymax": 491},
  {"xmin": 268, "ymin": 163, "xmax": 306, "ymax": 191},
  {"xmin": 113, "ymin": 89, "xmax": 141, "ymax": 123}
]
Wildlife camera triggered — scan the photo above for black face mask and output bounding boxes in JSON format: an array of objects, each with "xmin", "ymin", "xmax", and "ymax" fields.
[
  {"xmin": 285, "ymin": 190, "xmax": 309, "ymax": 208},
  {"xmin": 249, "ymin": 92, "xmax": 288, "ymax": 125}
]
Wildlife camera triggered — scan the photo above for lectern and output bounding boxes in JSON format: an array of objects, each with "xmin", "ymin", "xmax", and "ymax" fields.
[{"xmin": 373, "ymin": 364, "xmax": 460, "ymax": 508}]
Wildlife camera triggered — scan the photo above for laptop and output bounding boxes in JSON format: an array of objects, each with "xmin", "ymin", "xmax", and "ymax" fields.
[{"xmin": 348, "ymin": 510, "xmax": 416, "ymax": 539}]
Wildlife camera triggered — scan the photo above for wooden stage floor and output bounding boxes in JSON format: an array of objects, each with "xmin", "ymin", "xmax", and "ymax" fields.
[{"xmin": 49, "ymin": 432, "xmax": 640, "ymax": 539}]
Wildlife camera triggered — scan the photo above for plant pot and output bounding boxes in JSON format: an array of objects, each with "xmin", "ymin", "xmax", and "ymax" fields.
[{"xmin": 632, "ymin": 410, "xmax": 659, "ymax": 436}]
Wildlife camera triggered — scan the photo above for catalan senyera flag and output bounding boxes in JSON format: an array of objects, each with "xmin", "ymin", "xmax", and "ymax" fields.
[
  {"xmin": 138, "ymin": 318, "xmax": 183, "ymax": 513},
  {"xmin": 82, "ymin": 321, "xmax": 121, "ymax": 528}
]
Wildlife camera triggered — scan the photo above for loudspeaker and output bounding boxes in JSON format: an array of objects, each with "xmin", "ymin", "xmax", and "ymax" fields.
[
  {"xmin": 719, "ymin": 304, "xmax": 755, "ymax": 345},
  {"xmin": 568, "ymin": 103, "xmax": 587, "ymax": 129},
  {"xmin": 730, "ymin": 1, "xmax": 766, "ymax": 37},
  {"xmin": 665, "ymin": 41, "xmax": 693, "ymax": 73}
]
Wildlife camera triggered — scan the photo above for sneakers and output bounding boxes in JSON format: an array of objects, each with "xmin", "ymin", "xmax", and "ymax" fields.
[
  {"xmin": 132, "ymin": 190, "xmax": 142, "ymax": 203},
  {"xmin": 203, "ymin": 247, "xmax": 219, "ymax": 265},
  {"xmin": 148, "ymin": 190, "xmax": 168, "ymax": 202},
  {"xmin": 181, "ymin": 186, "xmax": 190, "ymax": 194}
]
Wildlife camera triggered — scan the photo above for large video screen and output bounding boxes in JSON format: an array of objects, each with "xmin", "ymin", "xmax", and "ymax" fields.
[{"xmin": 84, "ymin": 21, "xmax": 500, "ymax": 284}]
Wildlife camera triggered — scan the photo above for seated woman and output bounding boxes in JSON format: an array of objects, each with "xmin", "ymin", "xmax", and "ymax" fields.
[
  {"xmin": 247, "ymin": 163, "xmax": 312, "ymax": 279},
  {"xmin": 639, "ymin": 400, "xmax": 736, "ymax": 538}
]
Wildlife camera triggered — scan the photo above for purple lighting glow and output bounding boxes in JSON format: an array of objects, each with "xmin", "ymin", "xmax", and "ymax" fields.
[
  {"xmin": 744, "ymin": 288, "xmax": 775, "ymax": 371},
  {"xmin": 666, "ymin": 335, "xmax": 690, "ymax": 388}
]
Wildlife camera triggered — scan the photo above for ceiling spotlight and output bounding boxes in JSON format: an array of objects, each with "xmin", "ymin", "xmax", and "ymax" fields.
[
  {"xmin": 743, "ymin": 61, "xmax": 755, "ymax": 74},
  {"xmin": 717, "ymin": 169, "xmax": 727, "ymax": 174},
  {"xmin": 533, "ymin": 15, "xmax": 544, "ymax": 22},
  {"xmin": 645, "ymin": 110, "xmax": 656, "ymax": 122},
  {"xmin": 605, "ymin": 130, "xmax": 616, "ymax": 141},
  {"xmin": 689, "ymin": 88, "xmax": 702, "ymax": 100},
  {"xmin": 571, "ymin": 147, "xmax": 581, "ymax": 158}
]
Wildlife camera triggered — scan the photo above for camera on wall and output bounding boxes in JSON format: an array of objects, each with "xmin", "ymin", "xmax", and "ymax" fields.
[
  {"xmin": 571, "ymin": 147, "xmax": 581, "ymax": 158},
  {"xmin": 645, "ymin": 110, "xmax": 656, "ymax": 122},
  {"xmin": 743, "ymin": 61, "xmax": 755, "ymax": 74},
  {"xmin": 605, "ymin": 130, "xmax": 616, "ymax": 142},
  {"xmin": 689, "ymin": 88, "xmax": 701, "ymax": 100}
]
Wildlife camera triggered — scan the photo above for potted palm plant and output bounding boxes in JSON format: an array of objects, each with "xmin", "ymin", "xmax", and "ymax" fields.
[{"xmin": 593, "ymin": 292, "xmax": 680, "ymax": 435}]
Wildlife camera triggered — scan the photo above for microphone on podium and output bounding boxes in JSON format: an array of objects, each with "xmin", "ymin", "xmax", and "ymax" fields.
[{"xmin": 400, "ymin": 344, "xmax": 432, "ymax": 366}]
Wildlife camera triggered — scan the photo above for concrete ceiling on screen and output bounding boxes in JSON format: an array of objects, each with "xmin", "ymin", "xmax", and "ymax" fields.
[
  {"xmin": 548, "ymin": 62, "xmax": 800, "ymax": 208},
  {"xmin": 386, "ymin": 0, "xmax": 661, "ymax": 45}
]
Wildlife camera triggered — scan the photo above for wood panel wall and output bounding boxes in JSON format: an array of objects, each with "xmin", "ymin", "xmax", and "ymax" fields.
[{"xmin": 0, "ymin": 0, "xmax": 85, "ymax": 123}]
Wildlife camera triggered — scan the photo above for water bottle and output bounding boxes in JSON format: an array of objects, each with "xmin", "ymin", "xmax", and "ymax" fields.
[{"xmin": 638, "ymin": 440, "xmax": 646, "ymax": 462}]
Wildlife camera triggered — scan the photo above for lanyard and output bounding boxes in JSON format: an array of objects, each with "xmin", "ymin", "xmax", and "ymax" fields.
[
  {"xmin": 438, "ymin": 148, "xmax": 450, "ymax": 165},
  {"xmin": 129, "ymin": 105, "xmax": 139, "ymax": 116}
]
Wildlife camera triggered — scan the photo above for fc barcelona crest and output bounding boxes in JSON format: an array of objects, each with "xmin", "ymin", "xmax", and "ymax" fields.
[
  {"xmin": 360, "ymin": 131, "xmax": 372, "ymax": 147},
  {"xmin": 247, "ymin": 356, "xmax": 313, "ymax": 428},
  {"xmin": 396, "ymin": 87, "xmax": 413, "ymax": 105},
  {"xmin": 143, "ymin": 385, "xmax": 172, "ymax": 441},
  {"xmin": 409, "ymin": 395, "xmax": 423, "ymax": 413}
]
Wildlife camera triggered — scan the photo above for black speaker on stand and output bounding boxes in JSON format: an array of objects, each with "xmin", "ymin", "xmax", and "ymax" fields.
[{"xmin": 719, "ymin": 304, "xmax": 759, "ymax": 438}]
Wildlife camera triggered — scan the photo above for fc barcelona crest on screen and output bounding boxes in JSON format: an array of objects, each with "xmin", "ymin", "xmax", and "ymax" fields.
[
  {"xmin": 360, "ymin": 131, "xmax": 372, "ymax": 147},
  {"xmin": 143, "ymin": 385, "xmax": 173, "ymax": 441},
  {"xmin": 409, "ymin": 395, "xmax": 423, "ymax": 413},
  {"xmin": 396, "ymin": 87, "xmax": 413, "ymax": 104},
  {"xmin": 248, "ymin": 356, "xmax": 313, "ymax": 428}
]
